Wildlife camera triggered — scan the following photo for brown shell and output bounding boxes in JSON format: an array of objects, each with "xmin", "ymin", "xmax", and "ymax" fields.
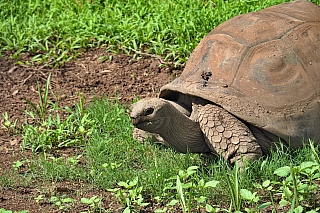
[{"xmin": 160, "ymin": 0, "xmax": 320, "ymax": 146}]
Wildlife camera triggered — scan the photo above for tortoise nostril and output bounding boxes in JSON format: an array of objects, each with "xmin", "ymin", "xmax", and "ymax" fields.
[{"xmin": 131, "ymin": 117, "xmax": 138, "ymax": 125}]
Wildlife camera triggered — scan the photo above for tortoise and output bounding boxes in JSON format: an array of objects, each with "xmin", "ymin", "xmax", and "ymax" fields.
[{"xmin": 130, "ymin": 0, "xmax": 320, "ymax": 164}]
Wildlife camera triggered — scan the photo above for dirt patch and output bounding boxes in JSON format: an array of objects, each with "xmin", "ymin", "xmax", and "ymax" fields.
[
  {"xmin": 0, "ymin": 48, "xmax": 183, "ymax": 120},
  {"xmin": 0, "ymin": 48, "xmax": 184, "ymax": 212}
]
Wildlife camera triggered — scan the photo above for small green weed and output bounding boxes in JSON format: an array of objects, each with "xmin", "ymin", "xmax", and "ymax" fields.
[
  {"xmin": 107, "ymin": 177, "xmax": 149, "ymax": 213},
  {"xmin": 50, "ymin": 195, "xmax": 75, "ymax": 210},
  {"xmin": 34, "ymin": 194, "xmax": 105, "ymax": 212},
  {"xmin": 269, "ymin": 141, "xmax": 320, "ymax": 212},
  {"xmin": 1, "ymin": 112, "xmax": 18, "ymax": 133},
  {"xmin": 25, "ymin": 73, "xmax": 51, "ymax": 124},
  {"xmin": 157, "ymin": 166, "xmax": 220, "ymax": 213},
  {"xmin": 22, "ymin": 75, "xmax": 96, "ymax": 152},
  {"xmin": 231, "ymin": 141, "xmax": 320, "ymax": 213},
  {"xmin": 12, "ymin": 159, "xmax": 30, "ymax": 171},
  {"xmin": 81, "ymin": 196, "xmax": 105, "ymax": 213},
  {"xmin": 22, "ymin": 110, "xmax": 95, "ymax": 152},
  {"xmin": 239, "ymin": 188, "xmax": 271, "ymax": 213},
  {"xmin": 34, "ymin": 195, "xmax": 44, "ymax": 203}
]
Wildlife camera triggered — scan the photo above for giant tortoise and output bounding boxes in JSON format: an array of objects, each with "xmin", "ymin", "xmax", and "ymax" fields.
[{"xmin": 130, "ymin": 0, "xmax": 320, "ymax": 163}]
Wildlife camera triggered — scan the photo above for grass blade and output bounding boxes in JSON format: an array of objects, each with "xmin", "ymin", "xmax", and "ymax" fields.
[{"xmin": 176, "ymin": 175, "xmax": 187, "ymax": 213}]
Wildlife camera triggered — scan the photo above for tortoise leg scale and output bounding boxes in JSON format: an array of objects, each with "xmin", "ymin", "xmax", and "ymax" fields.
[{"xmin": 197, "ymin": 104, "xmax": 263, "ymax": 164}]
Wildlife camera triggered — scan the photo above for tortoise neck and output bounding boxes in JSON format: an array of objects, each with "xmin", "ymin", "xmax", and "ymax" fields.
[{"xmin": 159, "ymin": 103, "xmax": 210, "ymax": 153}]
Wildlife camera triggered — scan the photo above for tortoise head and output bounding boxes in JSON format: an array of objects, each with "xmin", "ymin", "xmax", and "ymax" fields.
[{"xmin": 130, "ymin": 98, "xmax": 170, "ymax": 133}]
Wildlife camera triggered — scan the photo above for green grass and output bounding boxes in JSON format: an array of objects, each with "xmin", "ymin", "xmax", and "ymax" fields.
[
  {"xmin": 2, "ymin": 0, "xmax": 314, "ymax": 65},
  {"xmin": 0, "ymin": 209, "xmax": 28, "ymax": 213},
  {"xmin": 5, "ymin": 91, "xmax": 319, "ymax": 212}
]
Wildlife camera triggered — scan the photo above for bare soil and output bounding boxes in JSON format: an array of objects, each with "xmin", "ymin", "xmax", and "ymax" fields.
[{"xmin": 0, "ymin": 48, "xmax": 184, "ymax": 212}]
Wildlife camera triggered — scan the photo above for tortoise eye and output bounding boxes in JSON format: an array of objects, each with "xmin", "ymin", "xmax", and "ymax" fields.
[{"xmin": 144, "ymin": 108, "xmax": 154, "ymax": 116}]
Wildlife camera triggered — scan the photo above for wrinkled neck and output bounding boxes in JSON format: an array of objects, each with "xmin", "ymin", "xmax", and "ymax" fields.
[{"xmin": 158, "ymin": 104, "xmax": 210, "ymax": 153}]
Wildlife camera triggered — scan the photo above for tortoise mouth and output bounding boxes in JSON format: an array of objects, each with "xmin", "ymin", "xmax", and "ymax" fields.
[{"xmin": 133, "ymin": 118, "xmax": 166, "ymax": 132}]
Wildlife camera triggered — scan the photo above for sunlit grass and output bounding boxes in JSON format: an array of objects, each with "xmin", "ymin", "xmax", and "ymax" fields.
[
  {"xmin": 1, "ymin": 87, "xmax": 319, "ymax": 211},
  {"xmin": 15, "ymin": 95, "xmax": 320, "ymax": 212},
  {"xmin": 0, "ymin": 0, "xmax": 306, "ymax": 65}
]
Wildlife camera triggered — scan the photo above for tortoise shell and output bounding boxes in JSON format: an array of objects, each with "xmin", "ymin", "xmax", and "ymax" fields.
[{"xmin": 160, "ymin": 0, "xmax": 320, "ymax": 147}]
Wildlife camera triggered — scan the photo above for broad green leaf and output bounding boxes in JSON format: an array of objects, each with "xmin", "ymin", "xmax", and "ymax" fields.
[
  {"xmin": 206, "ymin": 204, "xmax": 219, "ymax": 212},
  {"xmin": 167, "ymin": 199, "xmax": 179, "ymax": 206},
  {"xmin": 198, "ymin": 179, "xmax": 205, "ymax": 187},
  {"xmin": 262, "ymin": 180, "xmax": 271, "ymax": 188},
  {"xmin": 204, "ymin": 180, "xmax": 219, "ymax": 188},
  {"xmin": 182, "ymin": 182, "xmax": 193, "ymax": 189},
  {"xmin": 0, "ymin": 209, "xmax": 12, "ymax": 213},
  {"xmin": 13, "ymin": 160, "xmax": 23, "ymax": 169},
  {"xmin": 50, "ymin": 196, "xmax": 58, "ymax": 202},
  {"xmin": 258, "ymin": 202, "xmax": 271, "ymax": 210},
  {"xmin": 62, "ymin": 198, "xmax": 74, "ymax": 203},
  {"xmin": 154, "ymin": 207, "xmax": 167, "ymax": 213},
  {"xmin": 78, "ymin": 126, "xmax": 85, "ymax": 133},
  {"xmin": 195, "ymin": 196, "xmax": 206, "ymax": 203},
  {"xmin": 123, "ymin": 207, "xmax": 130, "ymax": 213},
  {"xmin": 297, "ymin": 183, "xmax": 308, "ymax": 192},
  {"xmin": 4, "ymin": 120, "xmax": 10, "ymax": 127},
  {"xmin": 187, "ymin": 166, "xmax": 198, "ymax": 171},
  {"xmin": 186, "ymin": 166, "xmax": 198, "ymax": 176},
  {"xmin": 274, "ymin": 166, "xmax": 290, "ymax": 177},
  {"xmin": 240, "ymin": 189, "xmax": 256, "ymax": 201},
  {"xmin": 129, "ymin": 177, "xmax": 138, "ymax": 187},
  {"xmin": 178, "ymin": 170, "xmax": 185, "ymax": 177},
  {"xmin": 313, "ymin": 172, "xmax": 320, "ymax": 178},
  {"xmin": 118, "ymin": 181, "xmax": 129, "ymax": 188},
  {"xmin": 300, "ymin": 161, "xmax": 318, "ymax": 169},
  {"xmin": 279, "ymin": 199, "xmax": 290, "ymax": 207},
  {"xmin": 283, "ymin": 186, "xmax": 293, "ymax": 199},
  {"xmin": 107, "ymin": 188, "xmax": 119, "ymax": 193},
  {"xmin": 253, "ymin": 183, "xmax": 262, "ymax": 189},
  {"xmin": 267, "ymin": 185, "xmax": 273, "ymax": 190},
  {"xmin": 244, "ymin": 208, "xmax": 251, "ymax": 212},
  {"xmin": 81, "ymin": 198, "xmax": 92, "ymax": 204},
  {"xmin": 294, "ymin": 206, "xmax": 303, "ymax": 213}
]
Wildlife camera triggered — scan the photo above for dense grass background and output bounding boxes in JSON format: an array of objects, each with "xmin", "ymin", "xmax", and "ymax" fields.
[{"xmin": 3, "ymin": 0, "xmax": 319, "ymax": 64}]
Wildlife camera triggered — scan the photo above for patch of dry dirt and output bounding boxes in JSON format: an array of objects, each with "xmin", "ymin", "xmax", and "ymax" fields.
[{"xmin": 0, "ymin": 48, "xmax": 184, "ymax": 212}]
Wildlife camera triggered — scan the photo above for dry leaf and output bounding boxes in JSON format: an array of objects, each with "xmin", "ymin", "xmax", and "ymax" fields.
[
  {"xmin": 0, "ymin": 146, "xmax": 8, "ymax": 153},
  {"xmin": 12, "ymin": 90, "xmax": 19, "ymax": 96},
  {"xmin": 101, "ymin": 70, "xmax": 112, "ymax": 74},
  {"xmin": 8, "ymin": 66, "xmax": 18, "ymax": 73},
  {"xmin": 10, "ymin": 138, "xmax": 21, "ymax": 146}
]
